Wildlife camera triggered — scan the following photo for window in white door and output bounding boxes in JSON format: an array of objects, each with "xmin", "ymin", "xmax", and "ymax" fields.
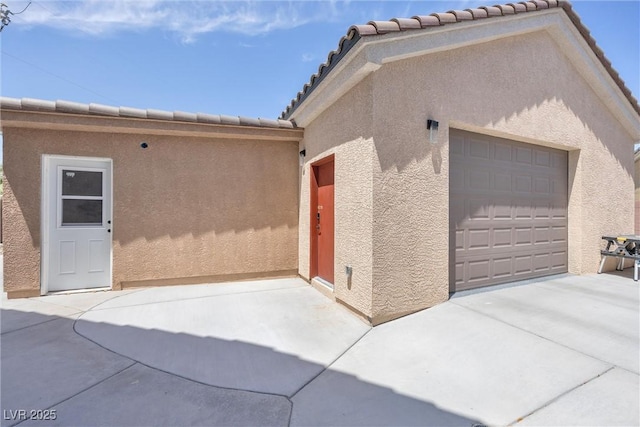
[{"xmin": 60, "ymin": 169, "xmax": 104, "ymax": 226}]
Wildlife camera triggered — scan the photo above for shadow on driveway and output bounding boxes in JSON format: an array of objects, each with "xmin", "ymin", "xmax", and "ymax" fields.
[{"xmin": 1, "ymin": 308, "xmax": 480, "ymax": 427}]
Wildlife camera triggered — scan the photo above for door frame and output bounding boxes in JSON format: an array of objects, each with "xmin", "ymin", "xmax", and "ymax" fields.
[
  {"xmin": 41, "ymin": 154, "xmax": 114, "ymax": 295},
  {"xmin": 309, "ymin": 154, "xmax": 335, "ymax": 282}
]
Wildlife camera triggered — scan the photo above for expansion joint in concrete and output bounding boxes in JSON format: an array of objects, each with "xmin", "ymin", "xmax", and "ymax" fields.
[
  {"xmin": 288, "ymin": 327, "xmax": 373, "ymax": 400},
  {"xmin": 509, "ymin": 366, "xmax": 616, "ymax": 426},
  {"xmin": 11, "ymin": 362, "xmax": 137, "ymax": 427}
]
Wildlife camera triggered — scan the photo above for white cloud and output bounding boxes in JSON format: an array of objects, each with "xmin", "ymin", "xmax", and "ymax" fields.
[
  {"xmin": 301, "ymin": 53, "xmax": 314, "ymax": 62},
  {"xmin": 10, "ymin": 1, "xmax": 476, "ymax": 43},
  {"xmin": 11, "ymin": 1, "xmax": 354, "ymax": 42}
]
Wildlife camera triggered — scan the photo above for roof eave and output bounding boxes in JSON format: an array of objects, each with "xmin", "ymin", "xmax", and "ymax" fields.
[
  {"xmin": 0, "ymin": 108, "xmax": 304, "ymax": 142},
  {"xmin": 284, "ymin": 7, "xmax": 639, "ymax": 139}
]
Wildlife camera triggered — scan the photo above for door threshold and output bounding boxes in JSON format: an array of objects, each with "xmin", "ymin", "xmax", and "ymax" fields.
[
  {"xmin": 46, "ymin": 287, "xmax": 112, "ymax": 296},
  {"xmin": 312, "ymin": 276, "xmax": 334, "ymax": 290}
]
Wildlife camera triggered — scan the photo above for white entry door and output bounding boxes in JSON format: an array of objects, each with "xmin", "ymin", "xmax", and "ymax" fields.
[{"xmin": 43, "ymin": 156, "xmax": 112, "ymax": 293}]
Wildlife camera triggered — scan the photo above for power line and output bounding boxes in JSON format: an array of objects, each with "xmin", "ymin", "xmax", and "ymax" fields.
[
  {"xmin": 2, "ymin": 50, "xmax": 121, "ymax": 104},
  {"xmin": 0, "ymin": 1, "xmax": 31, "ymax": 32}
]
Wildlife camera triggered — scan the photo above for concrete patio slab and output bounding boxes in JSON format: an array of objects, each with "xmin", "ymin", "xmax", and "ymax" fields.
[
  {"xmin": 291, "ymin": 303, "xmax": 610, "ymax": 426},
  {"xmin": 0, "ymin": 300, "xmax": 81, "ymax": 334},
  {"xmin": 517, "ymin": 367, "xmax": 640, "ymax": 426},
  {"xmin": 19, "ymin": 363, "xmax": 291, "ymax": 427},
  {"xmin": 76, "ymin": 284, "xmax": 370, "ymax": 396},
  {"xmin": 451, "ymin": 275, "xmax": 640, "ymax": 373},
  {"xmin": 1, "ymin": 273, "xmax": 637, "ymax": 426},
  {"xmin": 28, "ymin": 288, "xmax": 142, "ymax": 312},
  {"xmin": 0, "ymin": 317, "xmax": 134, "ymax": 427},
  {"xmin": 533, "ymin": 274, "xmax": 639, "ymax": 311},
  {"xmin": 94, "ymin": 277, "xmax": 306, "ymax": 311}
]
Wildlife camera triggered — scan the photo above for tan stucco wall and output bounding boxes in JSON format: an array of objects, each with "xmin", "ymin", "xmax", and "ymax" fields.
[
  {"xmin": 3, "ymin": 123, "xmax": 301, "ymax": 297},
  {"xmin": 299, "ymin": 76, "xmax": 374, "ymax": 318},
  {"xmin": 299, "ymin": 30, "xmax": 636, "ymax": 324}
]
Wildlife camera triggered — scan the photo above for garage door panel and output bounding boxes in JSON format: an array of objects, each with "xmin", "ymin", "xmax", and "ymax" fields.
[
  {"xmin": 469, "ymin": 139, "xmax": 490, "ymax": 158},
  {"xmin": 450, "ymin": 130, "xmax": 568, "ymax": 291},
  {"xmin": 454, "ymin": 250, "xmax": 568, "ymax": 290},
  {"xmin": 534, "ymin": 253, "xmax": 551, "ymax": 271},
  {"xmin": 494, "ymin": 143, "xmax": 513, "ymax": 162},
  {"xmin": 534, "ymin": 150, "xmax": 551, "ymax": 167}
]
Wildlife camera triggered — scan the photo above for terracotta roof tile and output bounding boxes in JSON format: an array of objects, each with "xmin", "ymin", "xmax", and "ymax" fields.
[
  {"xmin": 349, "ymin": 24, "xmax": 377, "ymax": 36},
  {"xmin": 281, "ymin": 0, "xmax": 640, "ymax": 119},
  {"xmin": 56, "ymin": 100, "xmax": 89, "ymax": 114},
  {"xmin": 496, "ymin": 4, "xmax": 516, "ymax": 15},
  {"xmin": 391, "ymin": 18, "xmax": 422, "ymax": 30},
  {"xmin": 276, "ymin": 119, "xmax": 295, "ymax": 129},
  {"xmin": 172, "ymin": 111, "xmax": 198, "ymax": 122},
  {"xmin": 238, "ymin": 116, "xmax": 261, "ymax": 127},
  {"xmin": 532, "ymin": 0, "xmax": 550, "ymax": 9},
  {"xmin": 508, "ymin": 3, "xmax": 528, "ymax": 13},
  {"xmin": 22, "ymin": 98, "xmax": 56, "ymax": 111},
  {"xmin": 88, "ymin": 103, "xmax": 119, "ymax": 116},
  {"xmin": 449, "ymin": 10, "xmax": 474, "ymax": 21},
  {"xmin": 258, "ymin": 118, "xmax": 281, "ymax": 128},
  {"xmin": 466, "ymin": 8, "xmax": 489, "ymax": 19},
  {"xmin": 0, "ymin": 97, "xmax": 21, "ymax": 109},
  {"xmin": 119, "ymin": 106, "xmax": 146, "ymax": 119},
  {"xmin": 196, "ymin": 113, "xmax": 222, "ymax": 124},
  {"xmin": 480, "ymin": 5, "xmax": 502, "ymax": 16},
  {"xmin": 219, "ymin": 114, "xmax": 241, "ymax": 125},
  {"xmin": 0, "ymin": 97, "xmax": 297, "ymax": 129},
  {"xmin": 432, "ymin": 12, "xmax": 458, "ymax": 24},
  {"xmin": 368, "ymin": 20, "xmax": 401, "ymax": 33},
  {"xmin": 412, "ymin": 15, "xmax": 441, "ymax": 27},
  {"xmin": 147, "ymin": 108, "xmax": 174, "ymax": 120}
]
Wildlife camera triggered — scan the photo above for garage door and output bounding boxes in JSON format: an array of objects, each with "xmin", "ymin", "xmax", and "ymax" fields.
[{"xmin": 450, "ymin": 130, "xmax": 568, "ymax": 291}]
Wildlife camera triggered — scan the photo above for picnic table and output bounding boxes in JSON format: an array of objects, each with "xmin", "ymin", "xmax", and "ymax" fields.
[{"xmin": 598, "ymin": 235, "xmax": 640, "ymax": 281}]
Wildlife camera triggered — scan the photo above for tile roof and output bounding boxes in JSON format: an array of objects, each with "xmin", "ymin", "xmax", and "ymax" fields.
[
  {"xmin": 280, "ymin": 0, "xmax": 640, "ymax": 120},
  {"xmin": 0, "ymin": 97, "xmax": 296, "ymax": 129}
]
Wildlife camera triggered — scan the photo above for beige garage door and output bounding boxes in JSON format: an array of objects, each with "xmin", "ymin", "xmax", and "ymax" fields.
[{"xmin": 450, "ymin": 130, "xmax": 568, "ymax": 291}]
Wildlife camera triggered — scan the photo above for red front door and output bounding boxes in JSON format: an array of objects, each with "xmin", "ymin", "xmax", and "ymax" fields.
[{"xmin": 311, "ymin": 159, "xmax": 335, "ymax": 284}]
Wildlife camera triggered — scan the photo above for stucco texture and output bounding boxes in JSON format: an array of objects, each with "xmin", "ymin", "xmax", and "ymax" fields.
[
  {"xmin": 3, "ymin": 124, "xmax": 301, "ymax": 297},
  {"xmin": 299, "ymin": 76, "xmax": 374, "ymax": 318},
  {"xmin": 299, "ymin": 30, "xmax": 636, "ymax": 324}
]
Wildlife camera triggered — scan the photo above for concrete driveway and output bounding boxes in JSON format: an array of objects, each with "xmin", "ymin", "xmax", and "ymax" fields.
[{"xmin": 1, "ymin": 272, "xmax": 638, "ymax": 426}]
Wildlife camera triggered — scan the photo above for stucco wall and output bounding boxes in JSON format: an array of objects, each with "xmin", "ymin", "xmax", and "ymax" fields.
[
  {"xmin": 300, "ymin": 29, "xmax": 636, "ymax": 324},
  {"xmin": 3, "ymin": 126, "xmax": 300, "ymax": 297},
  {"xmin": 298, "ymin": 76, "xmax": 374, "ymax": 318},
  {"xmin": 367, "ymin": 30, "xmax": 634, "ymax": 322}
]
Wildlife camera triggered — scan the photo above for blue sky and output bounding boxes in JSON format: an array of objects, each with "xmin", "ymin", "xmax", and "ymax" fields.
[{"xmin": 0, "ymin": 0, "xmax": 638, "ymax": 164}]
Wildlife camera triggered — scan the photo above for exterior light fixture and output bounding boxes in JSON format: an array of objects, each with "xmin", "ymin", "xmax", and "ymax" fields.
[
  {"xmin": 299, "ymin": 149, "xmax": 306, "ymax": 166},
  {"xmin": 427, "ymin": 119, "xmax": 439, "ymax": 143}
]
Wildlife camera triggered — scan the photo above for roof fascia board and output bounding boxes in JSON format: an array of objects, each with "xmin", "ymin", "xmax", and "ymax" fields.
[
  {"xmin": 549, "ymin": 12, "xmax": 640, "ymax": 139},
  {"xmin": 291, "ymin": 9, "xmax": 639, "ymax": 138},
  {"xmin": 0, "ymin": 110, "xmax": 304, "ymax": 142},
  {"xmin": 289, "ymin": 44, "xmax": 380, "ymax": 127},
  {"xmin": 291, "ymin": 10, "xmax": 560, "ymax": 127}
]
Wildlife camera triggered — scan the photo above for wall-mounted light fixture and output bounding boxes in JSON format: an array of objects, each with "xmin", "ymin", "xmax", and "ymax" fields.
[
  {"xmin": 427, "ymin": 119, "xmax": 439, "ymax": 143},
  {"xmin": 299, "ymin": 149, "xmax": 306, "ymax": 167}
]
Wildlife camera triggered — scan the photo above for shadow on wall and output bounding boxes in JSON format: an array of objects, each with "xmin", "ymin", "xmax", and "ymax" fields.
[
  {"xmin": 371, "ymin": 32, "xmax": 635, "ymax": 176},
  {"xmin": 0, "ymin": 308, "xmax": 481, "ymax": 427},
  {"xmin": 3, "ymin": 133, "xmax": 300, "ymax": 248}
]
